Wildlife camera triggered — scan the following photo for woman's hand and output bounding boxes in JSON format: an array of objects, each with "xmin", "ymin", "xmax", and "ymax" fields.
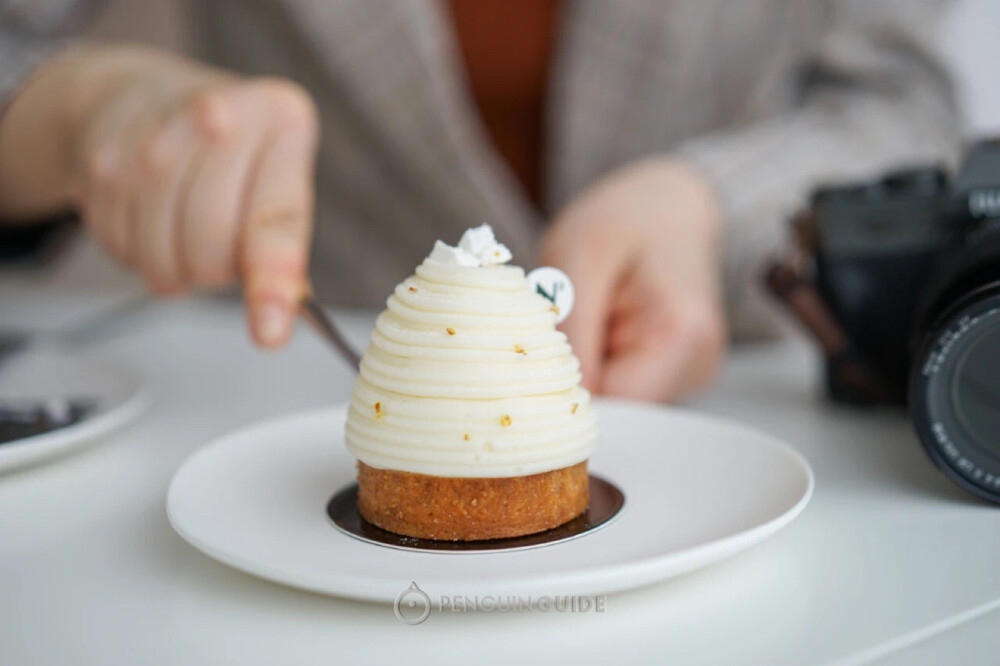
[
  {"xmin": 0, "ymin": 46, "xmax": 320, "ymax": 348},
  {"xmin": 73, "ymin": 49, "xmax": 320, "ymax": 348},
  {"xmin": 539, "ymin": 158, "xmax": 727, "ymax": 402}
]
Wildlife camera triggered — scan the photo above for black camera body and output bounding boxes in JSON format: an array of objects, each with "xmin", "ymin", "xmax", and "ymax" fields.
[
  {"xmin": 811, "ymin": 165, "xmax": 951, "ymax": 401},
  {"xmin": 771, "ymin": 139, "xmax": 1000, "ymax": 503}
]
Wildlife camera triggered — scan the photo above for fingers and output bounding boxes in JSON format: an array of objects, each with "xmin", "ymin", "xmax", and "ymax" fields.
[
  {"xmin": 135, "ymin": 115, "xmax": 200, "ymax": 293},
  {"xmin": 601, "ymin": 303, "xmax": 726, "ymax": 402},
  {"xmin": 177, "ymin": 92, "xmax": 262, "ymax": 288},
  {"xmin": 84, "ymin": 151, "xmax": 132, "ymax": 267},
  {"xmin": 600, "ymin": 342, "xmax": 689, "ymax": 402},
  {"xmin": 539, "ymin": 226, "xmax": 630, "ymax": 392},
  {"xmin": 78, "ymin": 89, "xmax": 151, "ymax": 269},
  {"xmin": 76, "ymin": 74, "xmax": 319, "ymax": 350},
  {"xmin": 239, "ymin": 81, "xmax": 319, "ymax": 348},
  {"xmin": 79, "ymin": 157, "xmax": 114, "ymax": 253}
]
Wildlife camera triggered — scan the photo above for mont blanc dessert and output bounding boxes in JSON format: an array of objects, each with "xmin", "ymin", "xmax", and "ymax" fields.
[{"xmin": 344, "ymin": 225, "xmax": 599, "ymax": 540}]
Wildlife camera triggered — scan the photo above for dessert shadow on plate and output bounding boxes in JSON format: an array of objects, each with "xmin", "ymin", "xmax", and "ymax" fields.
[{"xmin": 327, "ymin": 475, "xmax": 625, "ymax": 553}]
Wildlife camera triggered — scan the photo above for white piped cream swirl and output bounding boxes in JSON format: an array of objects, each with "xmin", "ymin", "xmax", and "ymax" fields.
[{"xmin": 344, "ymin": 227, "xmax": 599, "ymax": 478}]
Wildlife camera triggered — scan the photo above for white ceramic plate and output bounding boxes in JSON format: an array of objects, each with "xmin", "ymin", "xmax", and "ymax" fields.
[
  {"xmin": 0, "ymin": 348, "xmax": 147, "ymax": 473},
  {"xmin": 167, "ymin": 400, "xmax": 813, "ymax": 603}
]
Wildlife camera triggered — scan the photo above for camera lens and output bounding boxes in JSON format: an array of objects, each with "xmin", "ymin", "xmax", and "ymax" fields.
[
  {"xmin": 952, "ymin": 325, "xmax": 1000, "ymax": 449},
  {"xmin": 910, "ymin": 283, "xmax": 1000, "ymax": 502}
]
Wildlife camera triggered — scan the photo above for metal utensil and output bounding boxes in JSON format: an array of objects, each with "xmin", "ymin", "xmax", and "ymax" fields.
[{"xmin": 299, "ymin": 294, "xmax": 362, "ymax": 373}]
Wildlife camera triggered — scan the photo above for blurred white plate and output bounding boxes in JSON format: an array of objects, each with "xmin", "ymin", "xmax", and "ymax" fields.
[
  {"xmin": 167, "ymin": 400, "xmax": 813, "ymax": 603},
  {"xmin": 0, "ymin": 348, "xmax": 147, "ymax": 473}
]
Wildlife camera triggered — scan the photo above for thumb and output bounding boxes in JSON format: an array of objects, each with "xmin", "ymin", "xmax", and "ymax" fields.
[{"xmin": 538, "ymin": 229, "xmax": 628, "ymax": 392}]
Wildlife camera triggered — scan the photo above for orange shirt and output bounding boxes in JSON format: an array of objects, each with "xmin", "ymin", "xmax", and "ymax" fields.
[{"xmin": 448, "ymin": 0, "xmax": 561, "ymax": 208}]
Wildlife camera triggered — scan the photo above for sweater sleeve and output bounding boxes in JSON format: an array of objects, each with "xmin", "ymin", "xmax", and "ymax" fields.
[
  {"xmin": 676, "ymin": 0, "xmax": 963, "ymax": 339},
  {"xmin": 0, "ymin": 1, "xmax": 94, "ymax": 116}
]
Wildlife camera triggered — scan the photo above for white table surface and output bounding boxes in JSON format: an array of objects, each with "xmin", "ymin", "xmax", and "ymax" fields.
[{"xmin": 2, "ymin": 290, "xmax": 999, "ymax": 666}]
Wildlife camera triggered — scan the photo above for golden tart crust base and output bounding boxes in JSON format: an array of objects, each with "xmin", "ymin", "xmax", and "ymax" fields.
[{"xmin": 356, "ymin": 461, "xmax": 589, "ymax": 541}]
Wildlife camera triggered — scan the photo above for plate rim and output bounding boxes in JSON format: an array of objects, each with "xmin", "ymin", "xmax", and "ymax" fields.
[
  {"xmin": 0, "ymin": 351, "xmax": 148, "ymax": 472},
  {"xmin": 166, "ymin": 400, "xmax": 814, "ymax": 602}
]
